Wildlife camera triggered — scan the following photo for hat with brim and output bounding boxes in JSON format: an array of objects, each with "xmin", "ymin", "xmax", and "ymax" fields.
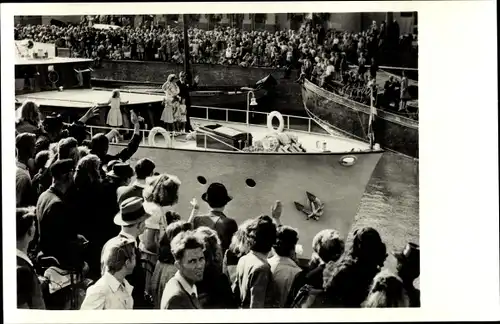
[
  {"xmin": 394, "ymin": 242, "xmax": 419, "ymax": 265},
  {"xmin": 107, "ymin": 162, "xmax": 134, "ymax": 179},
  {"xmin": 202, "ymin": 182, "xmax": 232, "ymax": 207},
  {"xmin": 114, "ymin": 196, "xmax": 151, "ymax": 226}
]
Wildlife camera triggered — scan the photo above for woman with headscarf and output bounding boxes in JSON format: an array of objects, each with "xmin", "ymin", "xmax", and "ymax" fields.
[{"xmin": 160, "ymin": 74, "xmax": 181, "ymax": 131}]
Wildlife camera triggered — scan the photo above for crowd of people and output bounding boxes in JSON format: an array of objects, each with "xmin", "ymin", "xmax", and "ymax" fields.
[
  {"xmin": 15, "ymin": 96, "xmax": 420, "ymax": 310},
  {"xmin": 14, "ymin": 18, "xmax": 415, "ymax": 70}
]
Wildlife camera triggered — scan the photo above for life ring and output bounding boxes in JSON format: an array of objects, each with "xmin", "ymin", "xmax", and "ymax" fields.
[
  {"xmin": 48, "ymin": 71, "xmax": 59, "ymax": 84},
  {"xmin": 148, "ymin": 127, "xmax": 172, "ymax": 148},
  {"xmin": 267, "ymin": 111, "xmax": 285, "ymax": 133}
]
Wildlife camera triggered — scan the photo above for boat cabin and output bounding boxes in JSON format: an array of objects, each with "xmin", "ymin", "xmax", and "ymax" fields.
[{"xmin": 15, "ymin": 40, "xmax": 94, "ymax": 96}]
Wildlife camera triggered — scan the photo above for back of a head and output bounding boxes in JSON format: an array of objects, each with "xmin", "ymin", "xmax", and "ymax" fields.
[
  {"xmin": 312, "ymin": 229, "xmax": 345, "ymax": 263},
  {"xmin": 352, "ymin": 227, "xmax": 387, "ymax": 266},
  {"xmin": 34, "ymin": 150, "xmax": 51, "ymax": 171},
  {"xmin": 16, "ymin": 132, "xmax": 36, "ymax": 159},
  {"xmin": 247, "ymin": 215, "xmax": 277, "ymax": 254},
  {"xmin": 274, "ymin": 225, "xmax": 299, "ymax": 257},
  {"xmin": 195, "ymin": 226, "xmax": 223, "ymax": 268},
  {"xmin": 134, "ymin": 158, "xmax": 156, "ymax": 180},
  {"xmin": 19, "ymin": 100, "xmax": 41, "ymax": 125},
  {"xmin": 75, "ymin": 154, "xmax": 101, "ymax": 187},
  {"xmin": 228, "ymin": 218, "xmax": 253, "ymax": 257},
  {"xmin": 363, "ymin": 270, "xmax": 410, "ymax": 308},
  {"xmin": 16, "ymin": 207, "xmax": 36, "ymax": 241},
  {"xmin": 143, "ymin": 173, "xmax": 181, "ymax": 206},
  {"xmin": 159, "ymin": 220, "xmax": 193, "ymax": 263},
  {"xmin": 90, "ymin": 133, "xmax": 109, "ymax": 157},
  {"xmin": 170, "ymin": 230, "xmax": 205, "ymax": 262},
  {"xmin": 58, "ymin": 137, "xmax": 78, "ymax": 160}
]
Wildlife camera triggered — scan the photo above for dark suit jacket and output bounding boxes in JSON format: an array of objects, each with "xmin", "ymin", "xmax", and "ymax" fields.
[
  {"xmin": 192, "ymin": 211, "xmax": 238, "ymax": 253},
  {"xmin": 36, "ymin": 186, "xmax": 81, "ymax": 269},
  {"xmin": 161, "ymin": 276, "xmax": 201, "ymax": 309},
  {"xmin": 176, "ymin": 80, "xmax": 197, "ymax": 106},
  {"xmin": 17, "ymin": 256, "xmax": 46, "ymax": 309}
]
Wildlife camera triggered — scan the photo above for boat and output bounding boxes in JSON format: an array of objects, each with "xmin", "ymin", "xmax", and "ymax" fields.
[
  {"xmin": 14, "ymin": 40, "xmax": 165, "ymax": 127},
  {"xmin": 90, "ymin": 73, "xmax": 277, "ymax": 112},
  {"xmin": 89, "ymin": 105, "xmax": 384, "ymax": 258},
  {"xmin": 300, "ymin": 70, "xmax": 419, "ymax": 159},
  {"xmin": 13, "ymin": 17, "xmax": 385, "ymax": 260}
]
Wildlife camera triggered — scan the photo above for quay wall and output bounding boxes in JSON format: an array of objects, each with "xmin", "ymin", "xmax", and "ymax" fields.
[{"xmin": 92, "ymin": 60, "xmax": 304, "ymax": 111}]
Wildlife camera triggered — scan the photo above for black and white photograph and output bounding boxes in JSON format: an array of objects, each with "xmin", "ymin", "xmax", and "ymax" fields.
[{"xmin": 2, "ymin": 1, "xmax": 498, "ymax": 322}]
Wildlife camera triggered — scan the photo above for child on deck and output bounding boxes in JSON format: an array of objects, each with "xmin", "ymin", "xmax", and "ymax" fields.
[
  {"xmin": 102, "ymin": 89, "xmax": 129, "ymax": 128},
  {"xmin": 177, "ymin": 99, "xmax": 187, "ymax": 132}
]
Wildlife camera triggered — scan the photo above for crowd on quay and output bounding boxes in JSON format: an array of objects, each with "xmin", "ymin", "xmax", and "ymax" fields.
[
  {"xmin": 15, "ymin": 97, "xmax": 420, "ymax": 310},
  {"xmin": 14, "ymin": 18, "xmax": 414, "ymax": 70}
]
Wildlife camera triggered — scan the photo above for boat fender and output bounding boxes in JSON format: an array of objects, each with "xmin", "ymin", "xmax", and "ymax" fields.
[
  {"xmin": 148, "ymin": 127, "xmax": 172, "ymax": 148},
  {"xmin": 267, "ymin": 111, "xmax": 285, "ymax": 133}
]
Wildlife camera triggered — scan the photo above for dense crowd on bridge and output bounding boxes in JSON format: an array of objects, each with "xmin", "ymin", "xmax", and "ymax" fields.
[{"xmin": 15, "ymin": 98, "xmax": 420, "ymax": 310}]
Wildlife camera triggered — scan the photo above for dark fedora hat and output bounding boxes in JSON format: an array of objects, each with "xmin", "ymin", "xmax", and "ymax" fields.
[
  {"xmin": 394, "ymin": 242, "xmax": 419, "ymax": 265},
  {"xmin": 114, "ymin": 196, "xmax": 151, "ymax": 226},
  {"xmin": 202, "ymin": 182, "xmax": 232, "ymax": 208},
  {"xmin": 107, "ymin": 162, "xmax": 134, "ymax": 180}
]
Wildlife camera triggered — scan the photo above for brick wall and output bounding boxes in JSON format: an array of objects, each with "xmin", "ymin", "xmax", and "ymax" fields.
[{"xmin": 93, "ymin": 60, "xmax": 304, "ymax": 111}]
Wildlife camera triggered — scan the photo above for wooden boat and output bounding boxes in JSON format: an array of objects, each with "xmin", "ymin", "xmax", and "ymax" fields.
[
  {"xmin": 89, "ymin": 105, "xmax": 384, "ymax": 258},
  {"xmin": 301, "ymin": 76, "xmax": 419, "ymax": 159},
  {"xmin": 90, "ymin": 74, "xmax": 277, "ymax": 111}
]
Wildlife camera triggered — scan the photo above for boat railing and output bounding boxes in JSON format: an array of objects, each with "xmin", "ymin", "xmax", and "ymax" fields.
[
  {"xmin": 190, "ymin": 104, "xmax": 320, "ymax": 135},
  {"xmin": 83, "ymin": 123, "xmax": 245, "ymax": 152}
]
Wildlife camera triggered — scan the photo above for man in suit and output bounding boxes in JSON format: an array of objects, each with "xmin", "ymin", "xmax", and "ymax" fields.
[
  {"xmin": 160, "ymin": 231, "xmax": 205, "ymax": 309},
  {"xmin": 117, "ymin": 158, "xmax": 156, "ymax": 204},
  {"xmin": 176, "ymin": 71, "xmax": 199, "ymax": 132},
  {"xmin": 101, "ymin": 196, "xmax": 153, "ymax": 309},
  {"xmin": 36, "ymin": 159, "xmax": 87, "ymax": 271},
  {"xmin": 17, "ymin": 207, "xmax": 45, "ymax": 309}
]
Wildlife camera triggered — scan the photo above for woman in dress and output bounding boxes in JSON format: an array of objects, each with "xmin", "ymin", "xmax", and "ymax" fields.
[
  {"xmin": 399, "ymin": 70, "xmax": 411, "ymax": 112},
  {"xmin": 102, "ymin": 89, "xmax": 129, "ymax": 128},
  {"xmin": 161, "ymin": 74, "xmax": 181, "ymax": 132}
]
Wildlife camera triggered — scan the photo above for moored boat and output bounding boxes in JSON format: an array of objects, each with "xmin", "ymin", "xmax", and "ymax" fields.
[
  {"xmin": 301, "ymin": 77, "xmax": 419, "ymax": 159},
  {"xmin": 90, "ymin": 74, "xmax": 277, "ymax": 111},
  {"xmin": 90, "ymin": 105, "xmax": 384, "ymax": 258}
]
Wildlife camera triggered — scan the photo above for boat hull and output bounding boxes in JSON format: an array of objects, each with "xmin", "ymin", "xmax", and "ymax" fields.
[
  {"xmin": 301, "ymin": 79, "xmax": 419, "ymax": 158},
  {"xmin": 107, "ymin": 144, "xmax": 383, "ymax": 258}
]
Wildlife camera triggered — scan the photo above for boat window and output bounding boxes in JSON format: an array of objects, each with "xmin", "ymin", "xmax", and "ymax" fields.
[
  {"xmin": 339, "ymin": 155, "xmax": 357, "ymax": 167},
  {"xmin": 197, "ymin": 176, "xmax": 207, "ymax": 185},
  {"xmin": 245, "ymin": 179, "xmax": 256, "ymax": 188}
]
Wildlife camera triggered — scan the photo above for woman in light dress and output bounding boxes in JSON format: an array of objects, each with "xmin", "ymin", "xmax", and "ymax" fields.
[
  {"xmin": 161, "ymin": 74, "xmax": 181, "ymax": 132},
  {"xmin": 102, "ymin": 89, "xmax": 129, "ymax": 128}
]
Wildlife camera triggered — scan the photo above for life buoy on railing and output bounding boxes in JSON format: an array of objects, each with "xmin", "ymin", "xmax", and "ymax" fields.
[
  {"xmin": 267, "ymin": 111, "xmax": 285, "ymax": 133},
  {"xmin": 148, "ymin": 127, "xmax": 172, "ymax": 148}
]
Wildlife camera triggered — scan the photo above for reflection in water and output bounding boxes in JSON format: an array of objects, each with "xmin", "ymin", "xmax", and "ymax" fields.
[{"xmin": 354, "ymin": 152, "xmax": 419, "ymax": 287}]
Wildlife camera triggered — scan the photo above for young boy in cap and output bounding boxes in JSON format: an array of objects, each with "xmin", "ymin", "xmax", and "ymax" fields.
[{"xmin": 190, "ymin": 182, "xmax": 238, "ymax": 253}]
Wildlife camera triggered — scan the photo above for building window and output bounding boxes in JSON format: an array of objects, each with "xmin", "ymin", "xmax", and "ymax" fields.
[
  {"xmin": 400, "ymin": 12, "xmax": 414, "ymax": 17},
  {"xmin": 254, "ymin": 14, "xmax": 266, "ymax": 24}
]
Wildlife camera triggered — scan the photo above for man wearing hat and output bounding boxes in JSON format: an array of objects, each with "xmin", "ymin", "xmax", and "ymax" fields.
[
  {"xmin": 395, "ymin": 242, "xmax": 420, "ymax": 307},
  {"xmin": 37, "ymin": 159, "xmax": 86, "ymax": 271},
  {"xmin": 190, "ymin": 182, "xmax": 237, "ymax": 253},
  {"xmin": 117, "ymin": 158, "xmax": 156, "ymax": 204},
  {"xmin": 101, "ymin": 197, "xmax": 153, "ymax": 309}
]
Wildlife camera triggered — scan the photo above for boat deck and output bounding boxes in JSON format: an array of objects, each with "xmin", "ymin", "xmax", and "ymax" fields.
[
  {"xmin": 93, "ymin": 116, "xmax": 373, "ymax": 154},
  {"xmin": 15, "ymin": 88, "xmax": 164, "ymax": 109},
  {"xmin": 15, "ymin": 56, "xmax": 94, "ymax": 66}
]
